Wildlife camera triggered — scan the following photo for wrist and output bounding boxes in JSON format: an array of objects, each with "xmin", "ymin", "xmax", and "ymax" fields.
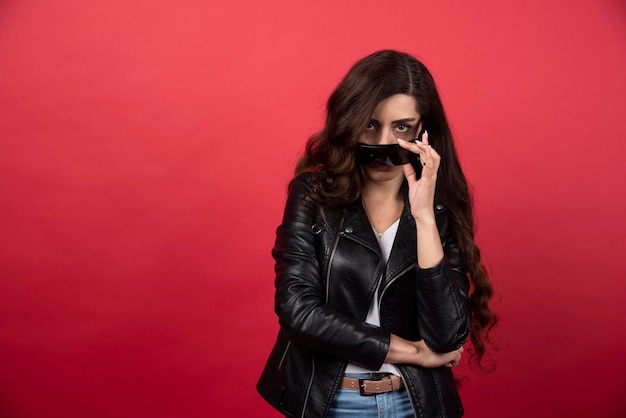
[{"xmin": 412, "ymin": 213, "xmax": 436, "ymax": 226}]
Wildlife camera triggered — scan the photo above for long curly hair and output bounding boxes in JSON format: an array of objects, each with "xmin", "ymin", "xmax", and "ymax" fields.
[{"xmin": 295, "ymin": 50, "xmax": 498, "ymax": 371}]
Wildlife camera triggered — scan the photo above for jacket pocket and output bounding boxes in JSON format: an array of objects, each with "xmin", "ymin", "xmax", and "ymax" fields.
[{"xmin": 257, "ymin": 332, "xmax": 289, "ymax": 412}]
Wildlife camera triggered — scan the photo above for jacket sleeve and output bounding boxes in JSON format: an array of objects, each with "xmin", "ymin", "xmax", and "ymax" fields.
[
  {"xmin": 272, "ymin": 174, "xmax": 389, "ymax": 370},
  {"xmin": 415, "ymin": 211, "xmax": 471, "ymax": 353}
]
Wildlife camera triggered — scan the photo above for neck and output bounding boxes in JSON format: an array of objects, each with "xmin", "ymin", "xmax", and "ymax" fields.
[
  {"xmin": 361, "ymin": 179, "xmax": 404, "ymax": 203},
  {"xmin": 361, "ymin": 182, "xmax": 405, "ymax": 235}
]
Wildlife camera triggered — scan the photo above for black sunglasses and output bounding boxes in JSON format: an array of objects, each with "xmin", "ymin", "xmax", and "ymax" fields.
[
  {"xmin": 355, "ymin": 142, "xmax": 418, "ymax": 166},
  {"xmin": 355, "ymin": 126, "xmax": 428, "ymax": 166}
]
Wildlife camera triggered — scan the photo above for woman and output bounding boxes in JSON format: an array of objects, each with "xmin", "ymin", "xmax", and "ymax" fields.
[{"xmin": 257, "ymin": 50, "xmax": 497, "ymax": 418}]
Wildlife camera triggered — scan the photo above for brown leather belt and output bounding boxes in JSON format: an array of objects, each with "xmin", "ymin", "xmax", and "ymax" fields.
[{"xmin": 340, "ymin": 374, "xmax": 404, "ymax": 396}]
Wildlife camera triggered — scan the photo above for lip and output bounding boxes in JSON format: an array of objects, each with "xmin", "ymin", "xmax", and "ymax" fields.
[{"xmin": 370, "ymin": 160, "xmax": 394, "ymax": 170}]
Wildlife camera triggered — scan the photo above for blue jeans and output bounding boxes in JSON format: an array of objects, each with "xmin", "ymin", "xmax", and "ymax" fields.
[{"xmin": 327, "ymin": 373, "xmax": 414, "ymax": 418}]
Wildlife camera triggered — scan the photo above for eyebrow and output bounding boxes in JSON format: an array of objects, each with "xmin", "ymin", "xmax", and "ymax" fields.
[
  {"xmin": 392, "ymin": 118, "xmax": 418, "ymax": 124},
  {"xmin": 370, "ymin": 117, "xmax": 420, "ymax": 124}
]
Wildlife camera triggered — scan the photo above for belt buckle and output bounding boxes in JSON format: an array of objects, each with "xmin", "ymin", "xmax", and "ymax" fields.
[{"xmin": 358, "ymin": 374, "xmax": 387, "ymax": 396}]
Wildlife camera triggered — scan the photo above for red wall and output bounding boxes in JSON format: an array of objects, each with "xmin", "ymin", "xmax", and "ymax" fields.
[{"xmin": 1, "ymin": 1, "xmax": 625, "ymax": 417}]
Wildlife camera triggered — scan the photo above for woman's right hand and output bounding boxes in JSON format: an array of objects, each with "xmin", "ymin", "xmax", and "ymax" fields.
[{"xmin": 385, "ymin": 334, "xmax": 463, "ymax": 368}]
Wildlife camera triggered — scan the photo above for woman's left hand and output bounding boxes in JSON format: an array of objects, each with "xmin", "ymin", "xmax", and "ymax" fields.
[
  {"xmin": 398, "ymin": 131, "xmax": 440, "ymax": 222},
  {"xmin": 385, "ymin": 335, "xmax": 463, "ymax": 368}
]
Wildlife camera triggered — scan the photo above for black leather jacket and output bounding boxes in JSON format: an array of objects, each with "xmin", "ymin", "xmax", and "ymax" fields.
[{"xmin": 257, "ymin": 173, "xmax": 471, "ymax": 418}]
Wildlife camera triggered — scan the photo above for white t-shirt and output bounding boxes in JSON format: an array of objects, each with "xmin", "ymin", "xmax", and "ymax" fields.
[{"xmin": 345, "ymin": 218, "xmax": 402, "ymax": 376}]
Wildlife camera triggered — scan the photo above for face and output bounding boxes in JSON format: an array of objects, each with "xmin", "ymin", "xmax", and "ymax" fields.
[{"xmin": 359, "ymin": 94, "xmax": 422, "ymax": 184}]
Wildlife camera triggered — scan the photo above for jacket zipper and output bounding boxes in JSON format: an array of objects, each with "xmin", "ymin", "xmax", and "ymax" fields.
[
  {"xmin": 277, "ymin": 341, "xmax": 291, "ymax": 370},
  {"xmin": 325, "ymin": 210, "xmax": 346, "ymax": 301},
  {"xmin": 378, "ymin": 263, "xmax": 415, "ymax": 308},
  {"xmin": 380, "ymin": 265, "xmax": 421, "ymax": 417}
]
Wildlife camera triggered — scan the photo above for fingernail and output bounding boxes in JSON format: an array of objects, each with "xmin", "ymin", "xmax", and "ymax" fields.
[{"xmin": 397, "ymin": 138, "xmax": 406, "ymax": 143}]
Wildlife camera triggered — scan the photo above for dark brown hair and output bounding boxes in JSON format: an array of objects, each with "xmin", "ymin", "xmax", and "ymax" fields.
[{"xmin": 296, "ymin": 50, "xmax": 497, "ymax": 371}]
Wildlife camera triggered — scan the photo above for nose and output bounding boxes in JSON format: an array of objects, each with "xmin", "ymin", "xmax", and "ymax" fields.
[{"xmin": 375, "ymin": 127, "xmax": 396, "ymax": 145}]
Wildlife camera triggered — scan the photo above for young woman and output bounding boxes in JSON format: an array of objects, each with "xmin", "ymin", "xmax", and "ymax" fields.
[{"xmin": 257, "ymin": 50, "xmax": 497, "ymax": 418}]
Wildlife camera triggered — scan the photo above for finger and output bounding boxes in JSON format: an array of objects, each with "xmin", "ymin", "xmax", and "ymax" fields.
[
  {"xmin": 417, "ymin": 131, "xmax": 431, "ymax": 169},
  {"xmin": 445, "ymin": 359, "xmax": 458, "ymax": 368},
  {"xmin": 398, "ymin": 138, "xmax": 428, "ymax": 169},
  {"xmin": 416, "ymin": 131, "xmax": 432, "ymax": 168},
  {"xmin": 421, "ymin": 148, "xmax": 430, "ymax": 168},
  {"xmin": 419, "ymin": 133, "xmax": 442, "ymax": 172},
  {"xmin": 398, "ymin": 138, "xmax": 430, "ymax": 152},
  {"xmin": 427, "ymin": 146, "xmax": 441, "ymax": 165},
  {"xmin": 444, "ymin": 351, "xmax": 459, "ymax": 364},
  {"xmin": 449, "ymin": 351, "xmax": 461, "ymax": 364},
  {"xmin": 403, "ymin": 163, "xmax": 418, "ymax": 185}
]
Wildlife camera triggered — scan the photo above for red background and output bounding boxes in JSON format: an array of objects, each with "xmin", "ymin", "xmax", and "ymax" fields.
[{"xmin": 1, "ymin": 1, "xmax": 625, "ymax": 417}]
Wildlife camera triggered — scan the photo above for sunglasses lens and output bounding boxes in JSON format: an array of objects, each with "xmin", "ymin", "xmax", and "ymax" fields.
[{"xmin": 355, "ymin": 143, "xmax": 418, "ymax": 166}]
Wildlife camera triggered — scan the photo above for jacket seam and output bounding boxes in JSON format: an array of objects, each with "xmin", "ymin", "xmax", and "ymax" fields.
[
  {"xmin": 300, "ymin": 356, "xmax": 315, "ymax": 418},
  {"xmin": 398, "ymin": 367, "xmax": 423, "ymax": 418},
  {"xmin": 431, "ymin": 369, "xmax": 447, "ymax": 418}
]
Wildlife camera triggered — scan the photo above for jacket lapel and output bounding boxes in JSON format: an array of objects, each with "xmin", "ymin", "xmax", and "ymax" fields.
[
  {"xmin": 340, "ymin": 196, "xmax": 417, "ymax": 282},
  {"xmin": 384, "ymin": 207, "xmax": 417, "ymax": 286},
  {"xmin": 341, "ymin": 200, "xmax": 381, "ymax": 258}
]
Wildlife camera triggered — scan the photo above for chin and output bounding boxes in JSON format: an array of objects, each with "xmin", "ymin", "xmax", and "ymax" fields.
[{"xmin": 363, "ymin": 166, "xmax": 404, "ymax": 183}]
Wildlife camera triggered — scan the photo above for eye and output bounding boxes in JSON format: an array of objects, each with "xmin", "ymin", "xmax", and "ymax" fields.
[
  {"xmin": 396, "ymin": 124, "xmax": 410, "ymax": 132},
  {"xmin": 365, "ymin": 121, "xmax": 376, "ymax": 131}
]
